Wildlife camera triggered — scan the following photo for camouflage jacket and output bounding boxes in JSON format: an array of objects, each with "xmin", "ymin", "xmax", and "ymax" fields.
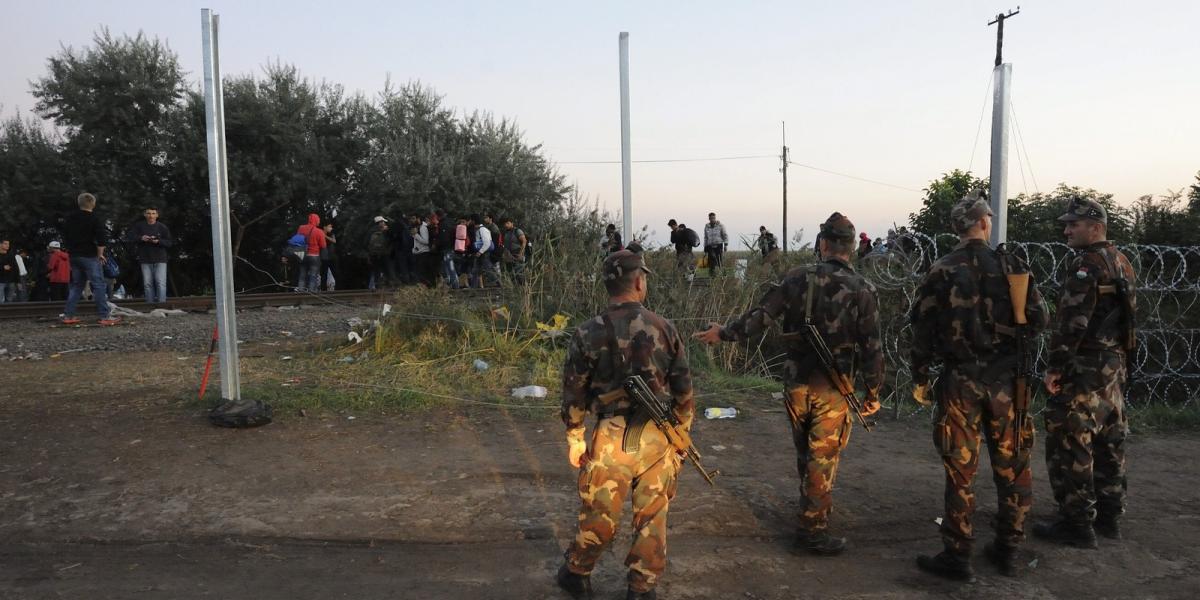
[
  {"xmin": 561, "ymin": 301, "xmax": 694, "ymax": 435},
  {"xmin": 720, "ymin": 257, "xmax": 884, "ymax": 394},
  {"xmin": 1046, "ymin": 241, "xmax": 1136, "ymax": 372},
  {"xmin": 909, "ymin": 239, "xmax": 1050, "ymax": 385}
]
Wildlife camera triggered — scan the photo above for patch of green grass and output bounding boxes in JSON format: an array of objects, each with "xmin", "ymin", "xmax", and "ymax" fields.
[{"xmin": 1129, "ymin": 403, "xmax": 1200, "ymax": 433}]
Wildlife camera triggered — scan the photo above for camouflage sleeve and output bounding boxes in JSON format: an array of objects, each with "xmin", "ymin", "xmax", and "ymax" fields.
[
  {"xmin": 908, "ymin": 268, "xmax": 941, "ymax": 386},
  {"xmin": 1046, "ymin": 256, "xmax": 1099, "ymax": 373},
  {"xmin": 857, "ymin": 282, "xmax": 884, "ymax": 396},
  {"xmin": 719, "ymin": 279, "xmax": 792, "ymax": 341},
  {"xmin": 666, "ymin": 325, "xmax": 695, "ymax": 431},
  {"xmin": 561, "ymin": 326, "xmax": 595, "ymax": 434}
]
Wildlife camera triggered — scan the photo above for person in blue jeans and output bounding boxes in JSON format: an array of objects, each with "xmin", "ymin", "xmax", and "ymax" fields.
[
  {"xmin": 0, "ymin": 238, "xmax": 17, "ymax": 303},
  {"xmin": 60, "ymin": 192, "xmax": 117, "ymax": 324},
  {"xmin": 126, "ymin": 207, "xmax": 173, "ymax": 304}
]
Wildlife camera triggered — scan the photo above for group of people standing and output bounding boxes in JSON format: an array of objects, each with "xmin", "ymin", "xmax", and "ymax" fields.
[
  {"xmin": 362, "ymin": 210, "xmax": 529, "ymax": 291},
  {"xmin": 555, "ymin": 194, "xmax": 1135, "ymax": 599},
  {"xmin": 0, "ymin": 192, "xmax": 174, "ymax": 325}
]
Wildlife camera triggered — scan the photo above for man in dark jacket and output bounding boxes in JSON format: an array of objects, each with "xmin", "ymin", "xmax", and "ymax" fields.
[
  {"xmin": 61, "ymin": 192, "xmax": 118, "ymax": 324},
  {"xmin": 126, "ymin": 207, "xmax": 174, "ymax": 304},
  {"xmin": 0, "ymin": 238, "xmax": 17, "ymax": 303}
]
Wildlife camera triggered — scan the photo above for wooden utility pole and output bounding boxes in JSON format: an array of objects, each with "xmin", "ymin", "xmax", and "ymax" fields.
[
  {"xmin": 988, "ymin": 7, "xmax": 1020, "ymax": 66},
  {"xmin": 781, "ymin": 121, "xmax": 789, "ymax": 253}
]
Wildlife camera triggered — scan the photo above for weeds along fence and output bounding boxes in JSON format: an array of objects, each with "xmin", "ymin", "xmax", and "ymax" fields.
[{"xmin": 369, "ymin": 227, "xmax": 1198, "ymax": 415}]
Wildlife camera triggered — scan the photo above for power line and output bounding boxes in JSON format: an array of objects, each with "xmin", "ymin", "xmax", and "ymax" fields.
[
  {"xmin": 556, "ymin": 154, "xmax": 776, "ymax": 164},
  {"xmin": 967, "ymin": 71, "xmax": 994, "ymax": 173},
  {"xmin": 787, "ymin": 160, "xmax": 922, "ymax": 193},
  {"xmin": 1011, "ymin": 117, "xmax": 1029, "ymax": 197},
  {"xmin": 1010, "ymin": 99, "xmax": 1040, "ymax": 193}
]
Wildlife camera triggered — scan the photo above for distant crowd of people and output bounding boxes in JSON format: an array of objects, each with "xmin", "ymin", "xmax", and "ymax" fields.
[
  {"xmin": 282, "ymin": 210, "xmax": 531, "ymax": 293},
  {"xmin": 1, "ymin": 193, "xmax": 173, "ymax": 325}
]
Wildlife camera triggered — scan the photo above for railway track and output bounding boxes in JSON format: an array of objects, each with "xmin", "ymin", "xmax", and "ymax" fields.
[{"xmin": 0, "ymin": 289, "xmax": 392, "ymax": 321}]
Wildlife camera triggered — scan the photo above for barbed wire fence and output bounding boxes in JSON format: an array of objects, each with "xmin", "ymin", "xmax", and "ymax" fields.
[{"xmin": 858, "ymin": 233, "xmax": 1200, "ymax": 415}]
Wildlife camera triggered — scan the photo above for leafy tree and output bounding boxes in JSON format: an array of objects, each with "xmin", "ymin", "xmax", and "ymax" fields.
[
  {"xmin": 1129, "ymin": 190, "xmax": 1197, "ymax": 246},
  {"xmin": 1188, "ymin": 171, "xmax": 1200, "ymax": 214},
  {"xmin": 30, "ymin": 29, "xmax": 185, "ymax": 234},
  {"xmin": 1008, "ymin": 185, "xmax": 1132, "ymax": 243},
  {"xmin": 907, "ymin": 169, "xmax": 986, "ymax": 236},
  {"xmin": 0, "ymin": 116, "xmax": 73, "ymax": 249}
]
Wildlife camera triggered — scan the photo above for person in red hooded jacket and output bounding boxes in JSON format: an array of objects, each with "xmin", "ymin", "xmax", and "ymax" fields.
[
  {"xmin": 295, "ymin": 214, "xmax": 327, "ymax": 292},
  {"xmin": 47, "ymin": 241, "xmax": 71, "ymax": 301}
]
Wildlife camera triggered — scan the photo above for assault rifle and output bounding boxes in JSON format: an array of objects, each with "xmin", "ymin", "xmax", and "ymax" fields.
[
  {"xmin": 598, "ymin": 376, "xmax": 719, "ymax": 485},
  {"xmin": 1004, "ymin": 256, "xmax": 1032, "ymax": 451},
  {"xmin": 782, "ymin": 326, "xmax": 873, "ymax": 431}
]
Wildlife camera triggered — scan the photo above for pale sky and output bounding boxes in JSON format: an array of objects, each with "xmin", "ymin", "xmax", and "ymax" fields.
[{"xmin": 2, "ymin": 0, "xmax": 1198, "ymax": 247}]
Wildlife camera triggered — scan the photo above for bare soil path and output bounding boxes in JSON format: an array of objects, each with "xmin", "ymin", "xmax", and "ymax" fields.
[{"xmin": 2, "ymin": 351, "xmax": 1196, "ymax": 599}]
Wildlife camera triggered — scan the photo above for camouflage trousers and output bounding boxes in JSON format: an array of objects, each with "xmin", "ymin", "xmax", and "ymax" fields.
[
  {"xmin": 784, "ymin": 380, "xmax": 853, "ymax": 533},
  {"xmin": 933, "ymin": 367, "xmax": 1034, "ymax": 557},
  {"xmin": 566, "ymin": 416, "xmax": 680, "ymax": 593},
  {"xmin": 1044, "ymin": 352, "xmax": 1128, "ymax": 525}
]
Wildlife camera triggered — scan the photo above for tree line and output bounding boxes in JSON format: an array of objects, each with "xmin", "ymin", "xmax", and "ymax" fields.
[
  {"xmin": 0, "ymin": 29, "xmax": 575, "ymax": 294},
  {"xmin": 908, "ymin": 169, "xmax": 1200, "ymax": 246}
]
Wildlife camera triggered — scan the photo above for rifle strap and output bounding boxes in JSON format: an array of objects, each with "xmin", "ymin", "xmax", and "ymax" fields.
[{"xmin": 803, "ymin": 267, "xmax": 818, "ymax": 326}]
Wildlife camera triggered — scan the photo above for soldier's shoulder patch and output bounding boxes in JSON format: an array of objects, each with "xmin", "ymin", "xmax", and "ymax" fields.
[{"xmin": 1074, "ymin": 266, "xmax": 1091, "ymax": 280}]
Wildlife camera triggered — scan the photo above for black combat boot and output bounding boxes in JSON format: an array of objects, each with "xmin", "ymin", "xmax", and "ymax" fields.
[
  {"xmin": 983, "ymin": 541, "xmax": 1017, "ymax": 577},
  {"xmin": 916, "ymin": 551, "xmax": 975, "ymax": 582},
  {"xmin": 1093, "ymin": 515, "xmax": 1122, "ymax": 540},
  {"xmin": 1032, "ymin": 519, "xmax": 1098, "ymax": 549},
  {"xmin": 556, "ymin": 563, "xmax": 593, "ymax": 599},
  {"xmin": 625, "ymin": 588, "xmax": 657, "ymax": 600},
  {"xmin": 790, "ymin": 529, "xmax": 847, "ymax": 556}
]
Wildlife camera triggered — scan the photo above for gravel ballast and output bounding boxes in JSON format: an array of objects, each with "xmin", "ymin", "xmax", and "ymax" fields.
[{"xmin": 0, "ymin": 304, "xmax": 378, "ymax": 360}]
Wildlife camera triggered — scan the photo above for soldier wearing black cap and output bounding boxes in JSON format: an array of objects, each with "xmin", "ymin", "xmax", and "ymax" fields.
[
  {"xmin": 557, "ymin": 250, "xmax": 694, "ymax": 600},
  {"xmin": 1034, "ymin": 196, "xmax": 1136, "ymax": 549},
  {"xmin": 910, "ymin": 191, "xmax": 1049, "ymax": 580},
  {"xmin": 695, "ymin": 212, "xmax": 883, "ymax": 556}
]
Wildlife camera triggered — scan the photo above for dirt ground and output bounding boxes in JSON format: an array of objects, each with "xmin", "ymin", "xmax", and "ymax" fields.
[{"xmin": 2, "ymin": 348, "xmax": 1197, "ymax": 600}]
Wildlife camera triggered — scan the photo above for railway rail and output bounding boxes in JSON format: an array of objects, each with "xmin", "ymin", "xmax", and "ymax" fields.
[{"xmin": 0, "ymin": 289, "xmax": 392, "ymax": 321}]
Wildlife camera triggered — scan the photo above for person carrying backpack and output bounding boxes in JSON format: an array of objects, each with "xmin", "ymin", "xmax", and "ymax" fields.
[
  {"xmin": 668, "ymin": 219, "xmax": 697, "ymax": 276},
  {"xmin": 294, "ymin": 213, "xmax": 326, "ymax": 292}
]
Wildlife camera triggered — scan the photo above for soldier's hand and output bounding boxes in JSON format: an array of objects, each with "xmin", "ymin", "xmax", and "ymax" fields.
[
  {"xmin": 862, "ymin": 396, "xmax": 882, "ymax": 417},
  {"xmin": 1043, "ymin": 371, "xmax": 1062, "ymax": 395},
  {"xmin": 912, "ymin": 383, "xmax": 932, "ymax": 406},
  {"xmin": 567, "ymin": 430, "xmax": 588, "ymax": 468},
  {"xmin": 692, "ymin": 323, "xmax": 723, "ymax": 346}
]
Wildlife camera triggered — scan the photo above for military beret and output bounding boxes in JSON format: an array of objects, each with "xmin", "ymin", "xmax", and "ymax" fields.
[
  {"xmin": 950, "ymin": 191, "xmax": 993, "ymax": 233},
  {"xmin": 603, "ymin": 249, "xmax": 652, "ymax": 281},
  {"xmin": 1058, "ymin": 197, "xmax": 1107, "ymax": 225},
  {"xmin": 819, "ymin": 212, "xmax": 856, "ymax": 240}
]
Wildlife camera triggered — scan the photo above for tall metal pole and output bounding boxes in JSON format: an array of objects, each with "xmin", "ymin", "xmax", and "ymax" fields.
[
  {"xmin": 988, "ymin": 63, "xmax": 1011, "ymax": 246},
  {"xmin": 201, "ymin": 9, "xmax": 241, "ymax": 401},
  {"xmin": 781, "ymin": 121, "xmax": 789, "ymax": 254},
  {"xmin": 988, "ymin": 8, "xmax": 1019, "ymax": 246},
  {"xmin": 618, "ymin": 32, "xmax": 632, "ymax": 242}
]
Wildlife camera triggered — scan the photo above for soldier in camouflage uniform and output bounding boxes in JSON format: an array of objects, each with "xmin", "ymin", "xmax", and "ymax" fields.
[
  {"xmin": 556, "ymin": 250, "xmax": 694, "ymax": 600},
  {"xmin": 695, "ymin": 212, "xmax": 883, "ymax": 556},
  {"xmin": 909, "ymin": 192, "xmax": 1049, "ymax": 580},
  {"xmin": 1034, "ymin": 197, "xmax": 1136, "ymax": 548}
]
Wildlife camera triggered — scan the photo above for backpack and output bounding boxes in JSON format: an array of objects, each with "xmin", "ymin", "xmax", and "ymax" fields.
[
  {"xmin": 368, "ymin": 230, "xmax": 389, "ymax": 256},
  {"xmin": 286, "ymin": 232, "xmax": 308, "ymax": 251},
  {"xmin": 103, "ymin": 255, "xmax": 120, "ymax": 279},
  {"xmin": 685, "ymin": 228, "xmax": 700, "ymax": 248}
]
